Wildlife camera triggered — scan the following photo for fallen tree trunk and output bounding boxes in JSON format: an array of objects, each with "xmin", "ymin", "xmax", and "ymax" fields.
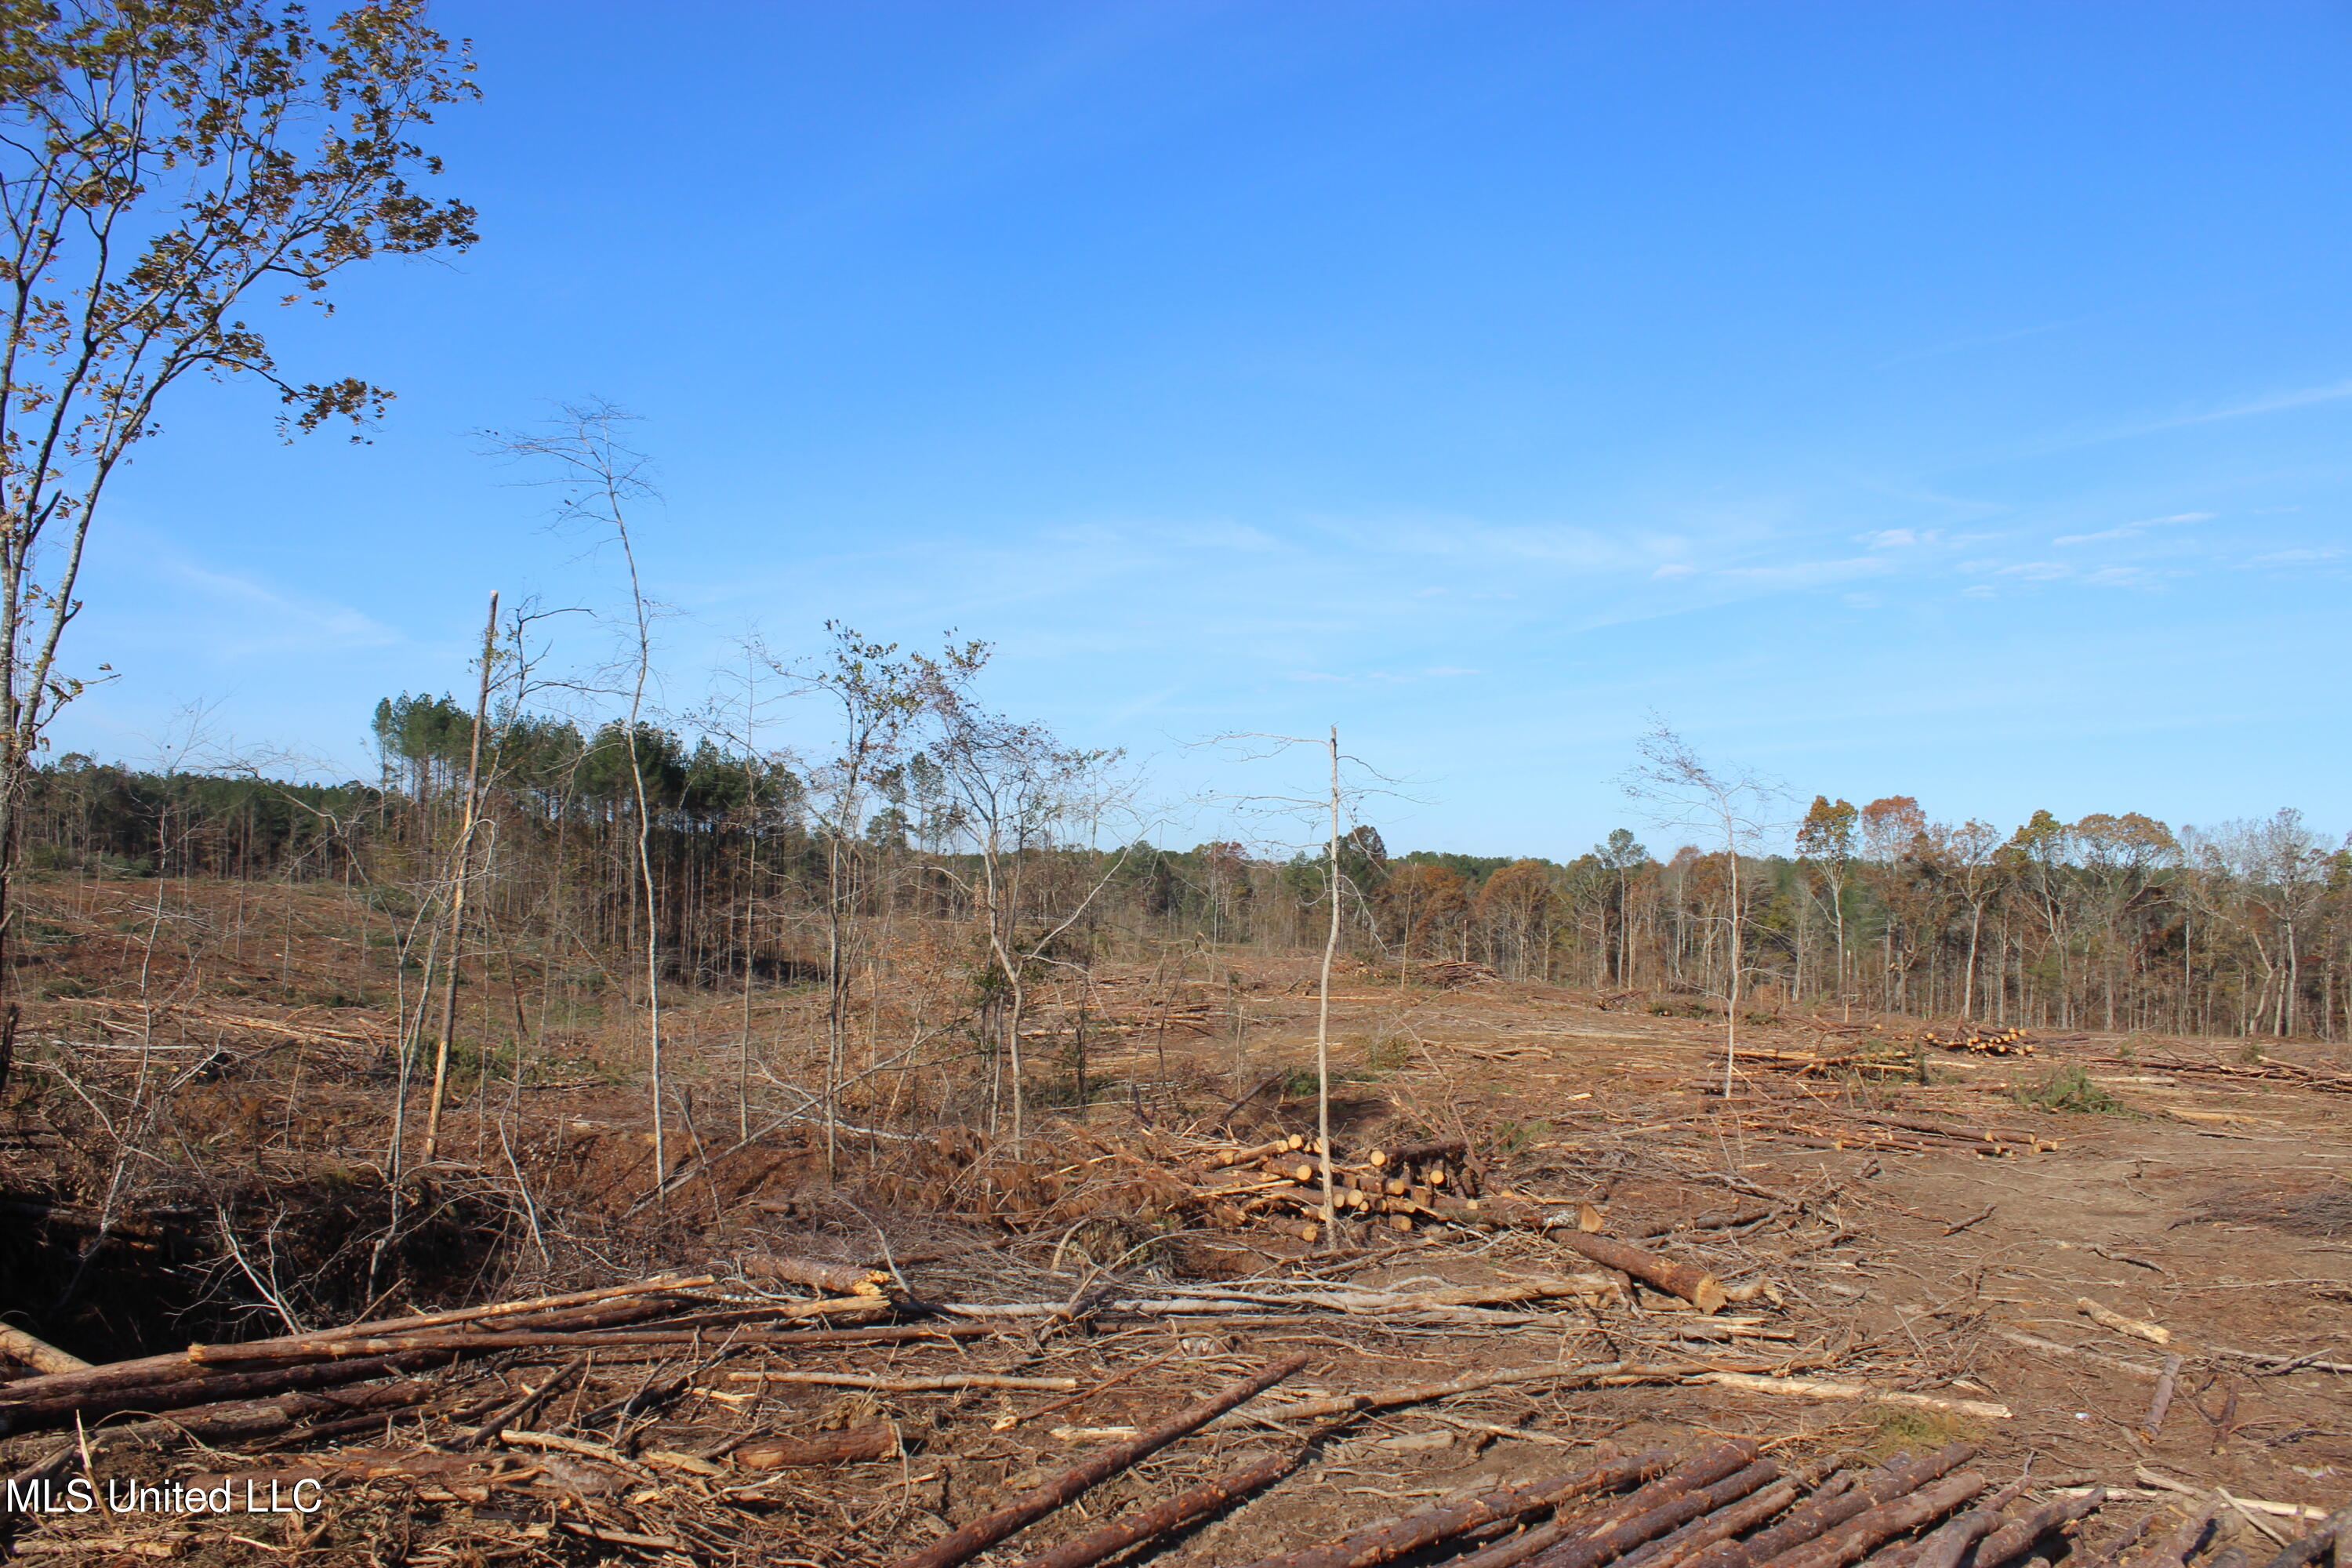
[
  {"xmin": 731, "ymin": 1426, "xmax": 900, "ymax": 1470},
  {"xmin": 1756, "ymin": 1472, "xmax": 1989, "ymax": 1568},
  {"xmin": 0, "ymin": 1349, "xmax": 457, "ymax": 1436},
  {"xmin": 1964, "ymin": 1490, "xmax": 2107, "ymax": 1568},
  {"xmin": 1552, "ymin": 1232, "xmax": 1726, "ymax": 1313},
  {"xmin": 1229, "ymin": 1359, "xmax": 1766, "ymax": 1428},
  {"xmin": 2253, "ymin": 1503, "xmax": 2352, "ymax": 1568},
  {"xmin": 1886, "ymin": 1477, "xmax": 2031, "ymax": 1568},
  {"xmin": 729, "ymin": 1371, "xmax": 1080, "ymax": 1392},
  {"xmin": 739, "ymin": 1253, "xmax": 892, "ymax": 1296},
  {"xmin": 1002, "ymin": 1446, "xmax": 1301, "ymax": 1568},
  {"xmin": 1689, "ymin": 1374, "xmax": 2011, "ymax": 1421},
  {"xmin": 0, "ymin": 1327, "xmax": 89, "ymax": 1377},
  {"xmin": 884, "ymin": 1352, "xmax": 1310, "ymax": 1568},
  {"xmin": 1513, "ymin": 1456, "xmax": 1782, "ymax": 1568},
  {"xmin": 194, "ymin": 1298, "xmax": 891, "ymax": 1362},
  {"xmin": 1238, "ymin": 1444, "xmax": 1684, "ymax": 1568},
  {"xmin": 1681, "ymin": 1446, "xmax": 1978, "ymax": 1568},
  {"xmin": 1615, "ymin": 1470, "xmax": 1831, "ymax": 1568},
  {"xmin": 1, "ymin": 1374, "xmax": 440, "ymax": 1473}
]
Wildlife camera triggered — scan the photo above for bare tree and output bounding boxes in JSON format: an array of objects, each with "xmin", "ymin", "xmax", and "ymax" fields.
[
  {"xmin": 782, "ymin": 624, "xmax": 930, "ymax": 1180},
  {"xmin": 419, "ymin": 591, "xmax": 499, "ymax": 1163},
  {"xmin": 485, "ymin": 403, "xmax": 671, "ymax": 1192},
  {"xmin": 923, "ymin": 666, "xmax": 1127, "ymax": 1144},
  {"xmin": 1623, "ymin": 720, "xmax": 1781, "ymax": 1097},
  {"xmin": 0, "ymin": 0, "xmax": 474, "ymax": 1009}
]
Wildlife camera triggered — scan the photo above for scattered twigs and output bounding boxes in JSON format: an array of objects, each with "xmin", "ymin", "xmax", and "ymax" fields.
[
  {"xmin": 451, "ymin": 1354, "xmax": 587, "ymax": 1451},
  {"xmin": 1234, "ymin": 1359, "xmax": 1770, "ymax": 1428},
  {"xmin": 1994, "ymin": 1331, "xmax": 2159, "ymax": 1381},
  {"xmin": 1001, "ymin": 1446, "xmax": 1302, "ymax": 1568},
  {"xmin": 883, "ymin": 1351, "xmax": 1310, "ymax": 1568}
]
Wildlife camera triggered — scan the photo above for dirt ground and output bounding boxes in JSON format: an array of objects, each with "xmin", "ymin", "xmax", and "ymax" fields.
[{"xmin": 2, "ymin": 876, "xmax": 2347, "ymax": 1564}]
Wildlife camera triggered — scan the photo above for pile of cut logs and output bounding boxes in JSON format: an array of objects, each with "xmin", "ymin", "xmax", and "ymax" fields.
[
  {"xmin": 1192, "ymin": 1135, "xmax": 1515, "ymax": 1237},
  {"xmin": 880, "ymin": 1408, "xmax": 2348, "ymax": 1568},
  {"xmin": 1918, "ymin": 1028, "xmax": 2035, "ymax": 1055}
]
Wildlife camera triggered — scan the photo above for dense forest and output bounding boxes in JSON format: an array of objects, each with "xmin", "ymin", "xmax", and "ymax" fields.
[{"xmin": 16, "ymin": 683, "xmax": 2348, "ymax": 1048}]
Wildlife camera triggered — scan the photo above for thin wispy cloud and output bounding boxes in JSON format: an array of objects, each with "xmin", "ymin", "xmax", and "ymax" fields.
[
  {"xmin": 162, "ymin": 562, "xmax": 404, "ymax": 657},
  {"xmin": 2053, "ymin": 511, "xmax": 2213, "ymax": 546}
]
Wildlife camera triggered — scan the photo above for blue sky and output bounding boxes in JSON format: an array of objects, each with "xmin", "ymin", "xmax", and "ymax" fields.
[{"xmin": 62, "ymin": 0, "xmax": 2352, "ymax": 857}]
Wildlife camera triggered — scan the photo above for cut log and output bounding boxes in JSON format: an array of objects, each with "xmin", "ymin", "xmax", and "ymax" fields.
[
  {"xmin": 193, "ymin": 1296, "xmax": 890, "ymax": 1362},
  {"xmin": 2143, "ymin": 1355, "xmax": 2185, "ymax": 1440},
  {"xmin": 0, "ymin": 1327, "xmax": 89, "ymax": 1377},
  {"xmin": 1964, "ymin": 1489, "xmax": 2107, "ymax": 1568},
  {"xmin": 883, "ymin": 1351, "xmax": 1308, "ymax": 1568},
  {"xmin": 739, "ymin": 1252, "xmax": 892, "ymax": 1296},
  {"xmin": 2076, "ymin": 1298, "xmax": 2171, "ymax": 1346},
  {"xmin": 1755, "ymin": 1471, "xmax": 1989, "ymax": 1568},
  {"xmin": 1002, "ymin": 1446, "xmax": 1301, "ymax": 1568},
  {"xmin": 728, "ymin": 1371, "xmax": 1080, "ymax": 1392},
  {"xmin": 732, "ymin": 1425, "xmax": 900, "ymax": 1470},
  {"xmin": 1554, "ymin": 1232, "xmax": 1726, "ymax": 1313},
  {"xmin": 1615, "ymin": 1472, "xmax": 1824, "ymax": 1568},
  {"xmin": 1232, "ymin": 1359, "xmax": 1721, "ymax": 1428},
  {"xmin": 1689, "ymin": 1374, "xmax": 2011, "ymax": 1421},
  {"xmin": 1369, "ymin": 1139, "xmax": 1467, "ymax": 1169},
  {"xmin": 1448, "ymin": 1451, "xmax": 1774, "ymax": 1568},
  {"xmin": 2252, "ymin": 1503, "xmax": 2352, "ymax": 1568},
  {"xmin": 2130, "ymin": 1500, "xmax": 2220, "ymax": 1568},
  {"xmin": 1515, "ymin": 1455, "xmax": 1782, "ymax": 1568},
  {"xmin": 0, "ymin": 1349, "xmax": 456, "ymax": 1436},
  {"xmin": 1237, "ymin": 1444, "xmax": 1684, "ymax": 1568},
  {"xmin": 1681, "ymin": 1446, "xmax": 1978, "ymax": 1568},
  {"xmin": 0, "ymin": 1376, "xmax": 438, "ymax": 1472},
  {"xmin": 1893, "ymin": 1475, "xmax": 2032, "ymax": 1568}
]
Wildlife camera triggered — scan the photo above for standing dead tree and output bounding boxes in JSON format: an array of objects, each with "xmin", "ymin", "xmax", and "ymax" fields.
[
  {"xmin": 1624, "ymin": 720, "xmax": 1782, "ymax": 1098},
  {"xmin": 1213, "ymin": 727, "xmax": 1392, "ymax": 1246},
  {"xmin": 419, "ymin": 592, "xmax": 499, "ymax": 1163},
  {"xmin": 484, "ymin": 402, "xmax": 671, "ymax": 1194},
  {"xmin": 0, "ymin": 0, "xmax": 475, "ymax": 1011}
]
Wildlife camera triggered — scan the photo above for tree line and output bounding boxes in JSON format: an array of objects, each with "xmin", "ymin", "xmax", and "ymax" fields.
[{"xmin": 18, "ymin": 698, "xmax": 2349, "ymax": 1047}]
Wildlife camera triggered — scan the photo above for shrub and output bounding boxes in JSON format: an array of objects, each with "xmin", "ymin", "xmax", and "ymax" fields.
[{"xmin": 2016, "ymin": 1062, "xmax": 2125, "ymax": 1115}]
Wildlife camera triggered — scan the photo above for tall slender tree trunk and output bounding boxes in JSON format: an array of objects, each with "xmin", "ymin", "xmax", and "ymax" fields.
[
  {"xmin": 421, "ymin": 593, "xmax": 499, "ymax": 1164},
  {"xmin": 1314, "ymin": 726, "xmax": 1340, "ymax": 1245}
]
